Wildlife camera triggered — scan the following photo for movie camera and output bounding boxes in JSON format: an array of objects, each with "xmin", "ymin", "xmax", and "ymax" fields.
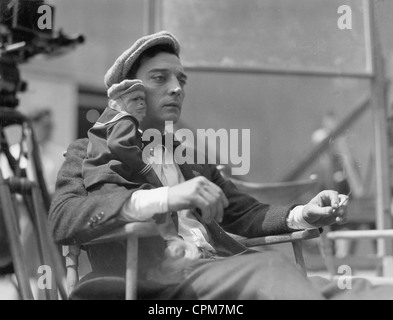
[{"xmin": 0, "ymin": 0, "xmax": 84, "ymax": 108}]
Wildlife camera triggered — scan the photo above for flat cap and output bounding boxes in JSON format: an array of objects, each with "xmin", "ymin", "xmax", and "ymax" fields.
[
  {"xmin": 104, "ymin": 31, "xmax": 180, "ymax": 89},
  {"xmin": 107, "ymin": 79, "xmax": 145, "ymax": 100}
]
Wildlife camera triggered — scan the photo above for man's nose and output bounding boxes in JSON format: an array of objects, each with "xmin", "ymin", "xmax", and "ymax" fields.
[{"xmin": 168, "ymin": 77, "xmax": 183, "ymax": 96}]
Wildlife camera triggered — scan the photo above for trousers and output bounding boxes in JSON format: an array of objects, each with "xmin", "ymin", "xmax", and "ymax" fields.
[{"xmin": 71, "ymin": 249, "xmax": 393, "ymax": 300}]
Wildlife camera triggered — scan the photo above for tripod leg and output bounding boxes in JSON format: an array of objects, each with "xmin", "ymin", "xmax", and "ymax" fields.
[
  {"xmin": 30, "ymin": 185, "xmax": 68, "ymax": 300},
  {"xmin": 0, "ymin": 179, "xmax": 34, "ymax": 300},
  {"xmin": 30, "ymin": 185, "xmax": 60, "ymax": 300}
]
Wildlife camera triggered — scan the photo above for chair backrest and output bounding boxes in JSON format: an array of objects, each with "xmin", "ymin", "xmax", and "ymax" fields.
[{"xmin": 217, "ymin": 165, "xmax": 320, "ymax": 205}]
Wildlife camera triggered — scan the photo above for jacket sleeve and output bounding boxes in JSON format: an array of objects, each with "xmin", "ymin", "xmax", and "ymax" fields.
[
  {"xmin": 206, "ymin": 164, "xmax": 298, "ymax": 238},
  {"xmin": 48, "ymin": 138, "xmax": 154, "ymax": 245}
]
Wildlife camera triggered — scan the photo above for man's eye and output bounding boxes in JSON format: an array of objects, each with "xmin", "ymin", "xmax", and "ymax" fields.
[{"xmin": 152, "ymin": 75, "xmax": 165, "ymax": 82}]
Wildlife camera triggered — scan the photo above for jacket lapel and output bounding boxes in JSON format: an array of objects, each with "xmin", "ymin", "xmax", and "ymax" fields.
[{"xmin": 177, "ymin": 163, "xmax": 195, "ymax": 181}]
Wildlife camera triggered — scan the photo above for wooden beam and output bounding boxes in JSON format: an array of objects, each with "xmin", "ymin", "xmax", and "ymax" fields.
[
  {"xmin": 280, "ymin": 98, "xmax": 370, "ymax": 182},
  {"xmin": 144, "ymin": 0, "xmax": 161, "ymax": 35},
  {"xmin": 368, "ymin": 0, "xmax": 393, "ymax": 276},
  {"xmin": 327, "ymin": 229, "xmax": 393, "ymax": 240}
]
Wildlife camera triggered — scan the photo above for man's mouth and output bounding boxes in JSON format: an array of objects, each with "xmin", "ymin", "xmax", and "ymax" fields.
[{"xmin": 164, "ymin": 102, "xmax": 181, "ymax": 109}]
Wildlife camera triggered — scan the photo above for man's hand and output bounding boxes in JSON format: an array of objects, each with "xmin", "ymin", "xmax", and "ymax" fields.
[
  {"xmin": 301, "ymin": 190, "xmax": 349, "ymax": 228},
  {"xmin": 167, "ymin": 176, "xmax": 229, "ymax": 223}
]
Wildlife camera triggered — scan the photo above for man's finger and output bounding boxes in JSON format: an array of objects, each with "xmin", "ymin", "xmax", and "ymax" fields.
[
  {"xmin": 200, "ymin": 188, "xmax": 222, "ymax": 223},
  {"xmin": 219, "ymin": 190, "xmax": 229, "ymax": 208},
  {"xmin": 202, "ymin": 181, "xmax": 228, "ymax": 219},
  {"xmin": 204, "ymin": 181, "xmax": 229, "ymax": 208},
  {"xmin": 318, "ymin": 190, "xmax": 340, "ymax": 209},
  {"xmin": 308, "ymin": 204, "xmax": 333, "ymax": 216}
]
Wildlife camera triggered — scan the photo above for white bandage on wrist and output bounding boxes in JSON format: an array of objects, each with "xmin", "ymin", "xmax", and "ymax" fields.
[
  {"xmin": 287, "ymin": 205, "xmax": 315, "ymax": 230},
  {"xmin": 121, "ymin": 187, "xmax": 170, "ymax": 221}
]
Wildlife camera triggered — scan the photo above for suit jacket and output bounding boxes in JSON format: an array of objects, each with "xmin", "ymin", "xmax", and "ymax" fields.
[{"xmin": 49, "ymin": 138, "xmax": 297, "ymax": 278}]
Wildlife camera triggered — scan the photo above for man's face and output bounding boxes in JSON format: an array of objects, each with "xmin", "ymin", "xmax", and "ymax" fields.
[{"xmin": 135, "ymin": 52, "xmax": 187, "ymax": 132}]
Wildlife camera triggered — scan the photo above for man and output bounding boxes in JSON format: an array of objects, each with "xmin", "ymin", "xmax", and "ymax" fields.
[{"xmin": 49, "ymin": 31, "xmax": 388, "ymax": 300}]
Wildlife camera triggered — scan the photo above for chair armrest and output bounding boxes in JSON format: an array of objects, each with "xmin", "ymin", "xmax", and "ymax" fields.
[
  {"xmin": 229, "ymin": 228, "xmax": 320, "ymax": 247},
  {"xmin": 85, "ymin": 221, "xmax": 159, "ymax": 245}
]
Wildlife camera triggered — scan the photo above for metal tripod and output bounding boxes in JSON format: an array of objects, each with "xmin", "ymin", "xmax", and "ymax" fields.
[{"xmin": 0, "ymin": 107, "xmax": 66, "ymax": 299}]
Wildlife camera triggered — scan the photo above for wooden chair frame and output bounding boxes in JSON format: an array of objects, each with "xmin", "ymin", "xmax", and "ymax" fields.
[{"xmin": 63, "ymin": 223, "xmax": 320, "ymax": 300}]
